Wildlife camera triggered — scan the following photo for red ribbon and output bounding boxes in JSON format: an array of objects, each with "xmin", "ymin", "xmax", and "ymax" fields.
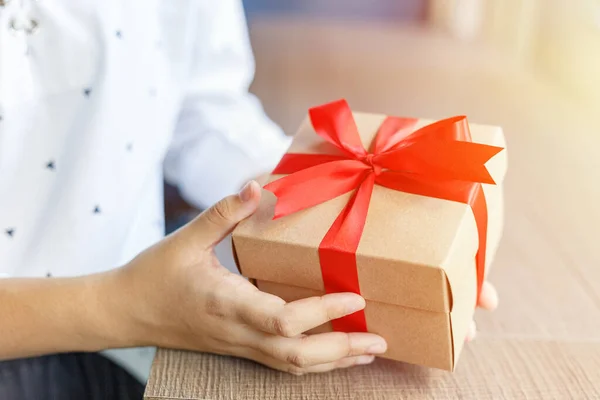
[{"xmin": 265, "ymin": 99, "xmax": 503, "ymax": 333}]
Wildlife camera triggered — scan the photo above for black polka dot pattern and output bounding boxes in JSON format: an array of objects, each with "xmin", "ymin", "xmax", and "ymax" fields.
[
  {"xmin": 4, "ymin": 77, "xmax": 163, "ymax": 239},
  {"xmin": 2, "ymin": 30, "xmax": 169, "ymax": 286}
]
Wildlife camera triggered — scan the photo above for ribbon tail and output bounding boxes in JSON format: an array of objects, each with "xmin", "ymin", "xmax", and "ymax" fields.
[
  {"xmin": 469, "ymin": 183, "xmax": 488, "ymax": 301},
  {"xmin": 319, "ymin": 173, "xmax": 375, "ymax": 333},
  {"xmin": 375, "ymin": 140, "xmax": 503, "ymax": 184}
]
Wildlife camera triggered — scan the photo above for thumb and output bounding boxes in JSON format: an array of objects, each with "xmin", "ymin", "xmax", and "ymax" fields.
[{"xmin": 185, "ymin": 180, "xmax": 261, "ymax": 248}]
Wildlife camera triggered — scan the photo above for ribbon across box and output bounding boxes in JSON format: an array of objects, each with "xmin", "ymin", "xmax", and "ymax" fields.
[{"xmin": 232, "ymin": 100, "xmax": 507, "ymax": 371}]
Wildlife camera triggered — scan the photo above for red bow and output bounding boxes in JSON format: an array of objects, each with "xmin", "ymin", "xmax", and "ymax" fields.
[{"xmin": 265, "ymin": 99, "xmax": 502, "ymax": 333}]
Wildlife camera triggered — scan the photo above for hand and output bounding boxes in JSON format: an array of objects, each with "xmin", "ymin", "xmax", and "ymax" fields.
[
  {"xmin": 114, "ymin": 181, "xmax": 387, "ymax": 375},
  {"xmin": 466, "ymin": 282, "xmax": 499, "ymax": 342}
]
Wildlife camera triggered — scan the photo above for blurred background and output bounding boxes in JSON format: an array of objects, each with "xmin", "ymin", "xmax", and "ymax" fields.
[
  {"xmin": 166, "ymin": 0, "xmax": 600, "ymax": 345},
  {"xmin": 167, "ymin": 0, "xmax": 600, "ymax": 226},
  {"xmin": 243, "ymin": 0, "xmax": 599, "ymax": 126}
]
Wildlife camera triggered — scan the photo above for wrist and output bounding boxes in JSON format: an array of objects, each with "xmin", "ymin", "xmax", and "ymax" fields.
[
  {"xmin": 77, "ymin": 269, "xmax": 144, "ymax": 351},
  {"xmin": 0, "ymin": 273, "xmax": 144, "ymax": 359}
]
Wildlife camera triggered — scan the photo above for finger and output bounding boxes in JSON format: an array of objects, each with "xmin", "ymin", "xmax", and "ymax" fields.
[
  {"xmin": 477, "ymin": 281, "xmax": 498, "ymax": 311},
  {"xmin": 243, "ymin": 349, "xmax": 375, "ymax": 375},
  {"xmin": 465, "ymin": 320, "xmax": 477, "ymax": 342},
  {"xmin": 258, "ymin": 331, "xmax": 387, "ymax": 368},
  {"xmin": 300, "ymin": 355, "xmax": 376, "ymax": 374},
  {"xmin": 182, "ymin": 180, "xmax": 261, "ymax": 248},
  {"xmin": 237, "ymin": 291, "xmax": 366, "ymax": 338}
]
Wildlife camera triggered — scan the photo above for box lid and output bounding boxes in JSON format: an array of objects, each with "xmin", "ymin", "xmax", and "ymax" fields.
[{"xmin": 233, "ymin": 111, "xmax": 507, "ymax": 313}]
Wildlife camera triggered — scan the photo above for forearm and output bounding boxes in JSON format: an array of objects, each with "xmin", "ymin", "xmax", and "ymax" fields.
[{"xmin": 0, "ymin": 271, "xmax": 137, "ymax": 360}]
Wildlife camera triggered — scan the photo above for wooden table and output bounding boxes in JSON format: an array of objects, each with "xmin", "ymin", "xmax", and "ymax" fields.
[{"xmin": 145, "ymin": 20, "xmax": 600, "ymax": 400}]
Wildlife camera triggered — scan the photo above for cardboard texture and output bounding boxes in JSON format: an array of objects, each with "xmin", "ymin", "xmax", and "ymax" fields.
[{"xmin": 232, "ymin": 112, "xmax": 507, "ymax": 371}]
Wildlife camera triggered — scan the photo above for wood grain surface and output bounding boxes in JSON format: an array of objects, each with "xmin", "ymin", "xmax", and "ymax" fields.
[
  {"xmin": 146, "ymin": 339, "xmax": 600, "ymax": 400},
  {"xmin": 145, "ymin": 19, "xmax": 600, "ymax": 399}
]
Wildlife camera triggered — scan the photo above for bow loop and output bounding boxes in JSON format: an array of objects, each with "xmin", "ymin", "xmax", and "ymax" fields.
[
  {"xmin": 309, "ymin": 99, "xmax": 368, "ymax": 159},
  {"xmin": 371, "ymin": 116, "xmax": 419, "ymax": 154},
  {"xmin": 265, "ymin": 159, "xmax": 370, "ymax": 219}
]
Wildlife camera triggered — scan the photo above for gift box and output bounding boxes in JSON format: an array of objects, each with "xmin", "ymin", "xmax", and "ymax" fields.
[{"xmin": 232, "ymin": 100, "xmax": 507, "ymax": 371}]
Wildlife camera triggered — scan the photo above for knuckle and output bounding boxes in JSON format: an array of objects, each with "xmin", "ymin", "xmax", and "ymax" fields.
[
  {"xmin": 344, "ymin": 334, "xmax": 354, "ymax": 357},
  {"xmin": 211, "ymin": 200, "xmax": 234, "ymax": 224},
  {"xmin": 335, "ymin": 332, "xmax": 353, "ymax": 357},
  {"xmin": 286, "ymin": 350, "xmax": 309, "ymax": 368},
  {"xmin": 270, "ymin": 315, "xmax": 295, "ymax": 338}
]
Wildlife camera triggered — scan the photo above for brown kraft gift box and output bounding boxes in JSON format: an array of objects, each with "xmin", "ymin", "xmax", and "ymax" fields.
[{"xmin": 232, "ymin": 109, "xmax": 507, "ymax": 371}]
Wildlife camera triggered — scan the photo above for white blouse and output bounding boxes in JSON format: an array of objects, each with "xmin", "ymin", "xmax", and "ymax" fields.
[{"xmin": 0, "ymin": 0, "xmax": 290, "ymax": 382}]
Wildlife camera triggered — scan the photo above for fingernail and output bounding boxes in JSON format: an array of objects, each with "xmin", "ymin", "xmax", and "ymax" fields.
[
  {"xmin": 239, "ymin": 181, "xmax": 256, "ymax": 202},
  {"xmin": 344, "ymin": 295, "xmax": 366, "ymax": 315},
  {"xmin": 366, "ymin": 341, "xmax": 387, "ymax": 354},
  {"xmin": 356, "ymin": 355, "xmax": 375, "ymax": 365}
]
